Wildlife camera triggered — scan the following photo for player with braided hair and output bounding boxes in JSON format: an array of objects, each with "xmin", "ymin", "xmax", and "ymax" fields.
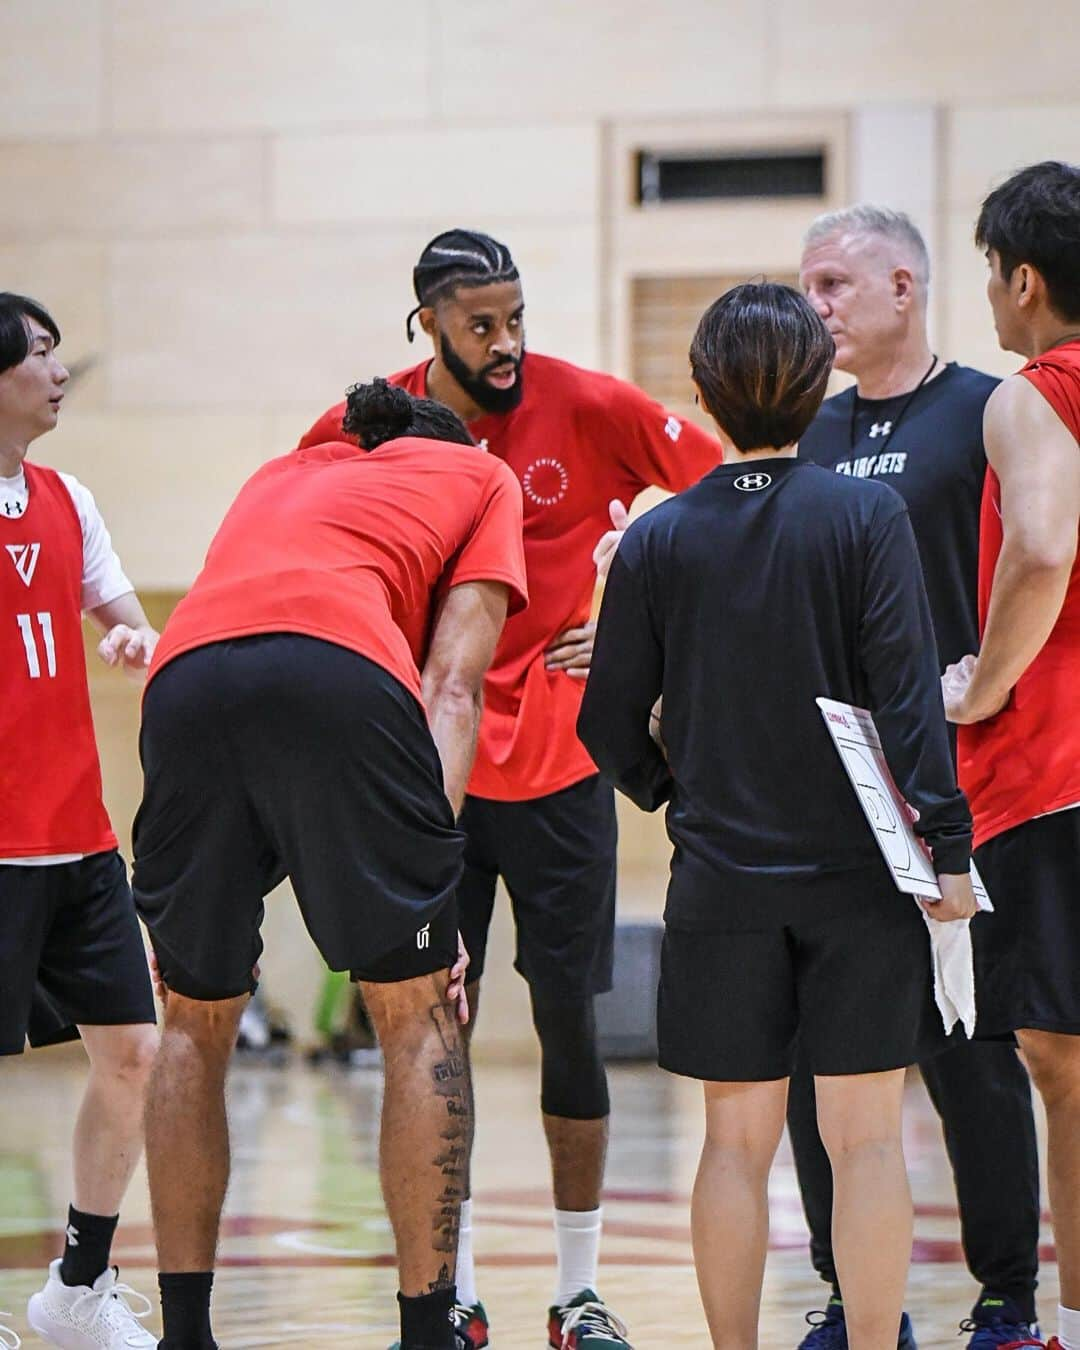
[{"xmin": 299, "ymin": 228, "xmax": 723, "ymax": 1349}]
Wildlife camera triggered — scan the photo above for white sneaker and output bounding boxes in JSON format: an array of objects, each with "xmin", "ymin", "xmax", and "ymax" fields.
[
  {"xmin": 26, "ymin": 1260, "xmax": 156, "ymax": 1348},
  {"xmin": 0, "ymin": 1310, "xmax": 21, "ymax": 1348}
]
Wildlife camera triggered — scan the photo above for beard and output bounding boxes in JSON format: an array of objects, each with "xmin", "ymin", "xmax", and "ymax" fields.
[{"xmin": 439, "ymin": 330, "xmax": 525, "ymax": 415}]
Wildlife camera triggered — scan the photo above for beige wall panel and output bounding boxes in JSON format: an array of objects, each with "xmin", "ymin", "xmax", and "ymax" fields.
[
  {"xmin": 0, "ymin": 1, "xmax": 102, "ymax": 139},
  {"xmin": 0, "ymin": 139, "xmax": 266, "ymax": 238},
  {"xmin": 107, "ymin": 1, "xmax": 430, "ymax": 134},
  {"xmin": 108, "ymin": 222, "xmax": 600, "ymax": 414},
  {"xmin": 947, "ymin": 105, "xmax": 1080, "ymax": 209},
  {"xmin": 272, "ymin": 124, "xmax": 599, "ymax": 226},
  {"xmin": 0, "ymin": 242, "xmax": 108, "ymax": 408},
  {"xmin": 775, "ymin": 0, "xmax": 1080, "ymax": 105},
  {"xmin": 46, "ymin": 412, "xmax": 275, "ymax": 588},
  {"xmin": 941, "ymin": 211, "xmax": 1018, "ymax": 380},
  {"xmin": 108, "ymin": 231, "xmax": 427, "ymax": 411},
  {"xmin": 437, "ymin": 0, "xmax": 768, "ymax": 120}
]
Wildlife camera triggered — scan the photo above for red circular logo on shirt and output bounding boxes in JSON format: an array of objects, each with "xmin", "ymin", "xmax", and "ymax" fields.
[{"xmin": 522, "ymin": 457, "xmax": 569, "ymax": 507}]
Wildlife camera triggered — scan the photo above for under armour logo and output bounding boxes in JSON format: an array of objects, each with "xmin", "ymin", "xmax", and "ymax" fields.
[
  {"xmin": 664, "ymin": 415, "xmax": 683, "ymax": 443},
  {"xmin": 868, "ymin": 421, "xmax": 892, "ymax": 438},
  {"xmin": 6, "ymin": 542, "xmax": 40, "ymax": 586},
  {"xmin": 733, "ymin": 472, "xmax": 772, "ymax": 492},
  {"xmin": 65, "ymin": 1223, "xmax": 79, "ymax": 1246},
  {"xmin": 417, "ymin": 924, "xmax": 430, "ymax": 950},
  {"xmin": 2, "ymin": 498, "xmax": 25, "ymax": 518}
]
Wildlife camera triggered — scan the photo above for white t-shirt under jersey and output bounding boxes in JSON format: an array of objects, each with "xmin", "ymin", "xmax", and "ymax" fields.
[{"xmin": 0, "ymin": 466, "xmax": 133, "ymax": 866}]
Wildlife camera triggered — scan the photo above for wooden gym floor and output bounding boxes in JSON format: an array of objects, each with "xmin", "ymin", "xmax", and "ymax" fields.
[{"xmin": 0, "ymin": 1049, "xmax": 1059, "ymax": 1348}]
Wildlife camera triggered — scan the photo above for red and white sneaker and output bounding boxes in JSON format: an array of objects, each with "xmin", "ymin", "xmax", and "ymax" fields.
[{"xmin": 453, "ymin": 1301, "xmax": 490, "ymax": 1348}]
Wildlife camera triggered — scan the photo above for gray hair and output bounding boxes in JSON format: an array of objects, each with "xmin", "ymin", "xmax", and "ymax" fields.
[{"xmin": 803, "ymin": 205, "xmax": 931, "ymax": 299}]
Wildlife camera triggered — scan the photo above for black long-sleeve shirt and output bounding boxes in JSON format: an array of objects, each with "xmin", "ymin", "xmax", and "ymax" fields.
[{"xmin": 578, "ymin": 457, "xmax": 973, "ymax": 930}]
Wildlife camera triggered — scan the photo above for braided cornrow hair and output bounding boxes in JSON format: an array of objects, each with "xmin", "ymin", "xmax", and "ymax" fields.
[{"xmin": 406, "ymin": 228, "xmax": 520, "ymax": 341}]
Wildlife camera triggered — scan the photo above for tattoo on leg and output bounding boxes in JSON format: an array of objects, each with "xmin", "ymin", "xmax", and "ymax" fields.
[
  {"xmin": 428, "ymin": 1262, "xmax": 454, "ymax": 1294},
  {"xmin": 428, "ymin": 1002, "xmax": 473, "ymax": 1258}
]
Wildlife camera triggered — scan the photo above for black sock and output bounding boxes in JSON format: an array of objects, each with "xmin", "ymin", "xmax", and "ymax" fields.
[
  {"xmin": 398, "ymin": 1287, "xmax": 456, "ymax": 1349},
  {"xmin": 59, "ymin": 1206, "xmax": 118, "ymax": 1288},
  {"xmin": 158, "ymin": 1271, "xmax": 217, "ymax": 1349}
]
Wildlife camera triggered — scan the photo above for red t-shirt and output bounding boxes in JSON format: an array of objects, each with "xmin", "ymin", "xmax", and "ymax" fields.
[
  {"xmin": 150, "ymin": 438, "xmax": 528, "ymax": 704},
  {"xmin": 958, "ymin": 339, "xmax": 1080, "ymax": 847},
  {"xmin": 299, "ymin": 354, "xmax": 722, "ymax": 800},
  {"xmin": 0, "ymin": 463, "xmax": 116, "ymax": 856}
]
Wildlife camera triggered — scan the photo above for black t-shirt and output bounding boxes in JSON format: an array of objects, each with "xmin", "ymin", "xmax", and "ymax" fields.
[
  {"xmin": 578, "ymin": 458, "xmax": 972, "ymax": 929},
  {"xmin": 799, "ymin": 363, "xmax": 997, "ymax": 670}
]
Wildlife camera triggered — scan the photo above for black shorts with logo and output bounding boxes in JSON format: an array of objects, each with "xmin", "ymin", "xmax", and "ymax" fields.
[
  {"xmin": 133, "ymin": 636, "xmax": 463, "ymax": 1000},
  {"xmin": 658, "ymin": 885, "xmax": 949, "ymax": 1081},
  {"xmin": 456, "ymin": 774, "xmax": 617, "ymax": 998},
  {"xmin": 973, "ymin": 805, "xmax": 1080, "ymax": 1037},
  {"xmin": 0, "ymin": 850, "xmax": 156, "ymax": 1056}
]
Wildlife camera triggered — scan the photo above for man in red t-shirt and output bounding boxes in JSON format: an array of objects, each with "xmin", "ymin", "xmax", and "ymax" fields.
[
  {"xmin": 0, "ymin": 293, "xmax": 160, "ymax": 1350},
  {"xmin": 299, "ymin": 231, "xmax": 722, "ymax": 1348},
  {"xmin": 943, "ymin": 162, "xmax": 1080, "ymax": 1350},
  {"xmin": 133, "ymin": 381, "xmax": 527, "ymax": 1350}
]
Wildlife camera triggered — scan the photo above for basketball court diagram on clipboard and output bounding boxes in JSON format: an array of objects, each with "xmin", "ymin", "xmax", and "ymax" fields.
[{"xmin": 816, "ymin": 697, "xmax": 990, "ymax": 907}]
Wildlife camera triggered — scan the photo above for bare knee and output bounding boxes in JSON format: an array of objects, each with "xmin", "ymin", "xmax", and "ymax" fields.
[
  {"xmin": 1019, "ymin": 1030, "xmax": 1080, "ymax": 1109},
  {"xmin": 160, "ymin": 993, "xmax": 246, "ymax": 1067},
  {"xmin": 81, "ymin": 1022, "xmax": 159, "ymax": 1088},
  {"xmin": 815, "ymin": 1070, "xmax": 906, "ymax": 1162}
]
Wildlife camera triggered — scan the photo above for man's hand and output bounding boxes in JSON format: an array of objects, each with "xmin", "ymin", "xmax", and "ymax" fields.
[
  {"xmin": 593, "ymin": 499, "xmax": 630, "ymax": 584},
  {"xmin": 920, "ymin": 872, "xmax": 979, "ymax": 922},
  {"xmin": 98, "ymin": 623, "xmax": 157, "ymax": 677},
  {"xmin": 544, "ymin": 621, "xmax": 595, "ymax": 678},
  {"xmin": 447, "ymin": 932, "xmax": 471, "ymax": 1025},
  {"xmin": 941, "ymin": 654, "xmax": 1009, "ymax": 725}
]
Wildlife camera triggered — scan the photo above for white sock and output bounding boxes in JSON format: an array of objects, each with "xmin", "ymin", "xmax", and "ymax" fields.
[
  {"xmin": 1057, "ymin": 1304, "xmax": 1080, "ymax": 1350},
  {"xmin": 554, "ymin": 1207, "xmax": 602, "ymax": 1305},
  {"xmin": 455, "ymin": 1199, "xmax": 477, "ymax": 1307}
]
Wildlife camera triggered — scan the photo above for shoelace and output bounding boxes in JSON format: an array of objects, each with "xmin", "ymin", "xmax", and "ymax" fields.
[
  {"xmin": 801, "ymin": 1310, "xmax": 849, "ymax": 1349},
  {"xmin": 958, "ymin": 1321, "xmax": 1043, "ymax": 1350},
  {"xmin": 0, "ymin": 1313, "xmax": 20, "ymax": 1349},
  {"xmin": 557, "ymin": 1299, "xmax": 630, "ymax": 1347},
  {"xmin": 70, "ymin": 1279, "xmax": 153, "ymax": 1344}
]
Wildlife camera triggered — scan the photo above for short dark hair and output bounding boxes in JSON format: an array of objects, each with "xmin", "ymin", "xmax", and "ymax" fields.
[
  {"xmin": 406, "ymin": 229, "xmax": 519, "ymax": 340},
  {"xmin": 689, "ymin": 283, "xmax": 834, "ymax": 451},
  {"xmin": 975, "ymin": 161, "xmax": 1080, "ymax": 322},
  {"xmin": 342, "ymin": 377, "xmax": 475, "ymax": 450},
  {"xmin": 0, "ymin": 293, "xmax": 61, "ymax": 377}
]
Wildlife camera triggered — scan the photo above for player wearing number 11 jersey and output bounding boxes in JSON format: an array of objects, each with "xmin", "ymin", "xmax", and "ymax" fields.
[{"xmin": 0, "ymin": 293, "xmax": 160, "ymax": 1350}]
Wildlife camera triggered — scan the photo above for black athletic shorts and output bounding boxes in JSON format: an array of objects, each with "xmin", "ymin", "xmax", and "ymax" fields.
[
  {"xmin": 658, "ymin": 888, "xmax": 948, "ymax": 1081},
  {"xmin": 457, "ymin": 774, "xmax": 617, "ymax": 998},
  {"xmin": 0, "ymin": 851, "xmax": 155, "ymax": 1056},
  {"xmin": 133, "ymin": 636, "xmax": 463, "ymax": 1001},
  {"xmin": 973, "ymin": 805, "xmax": 1080, "ymax": 1037}
]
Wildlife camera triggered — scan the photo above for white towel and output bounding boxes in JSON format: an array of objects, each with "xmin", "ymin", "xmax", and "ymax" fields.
[{"xmin": 917, "ymin": 891, "xmax": 993, "ymax": 1039}]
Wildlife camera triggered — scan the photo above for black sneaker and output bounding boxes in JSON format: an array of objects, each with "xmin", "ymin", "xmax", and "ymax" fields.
[
  {"xmin": 548, "ymin": 1289, "xmax": 631, "ymax": 1348},
  {"xmin": 798, "ymin": 1297, "xmax": 917, "ymax": 1350},
  {"xmin": 961, "ymin": 1295, "xmax": 1043, "ymax": 1350}
]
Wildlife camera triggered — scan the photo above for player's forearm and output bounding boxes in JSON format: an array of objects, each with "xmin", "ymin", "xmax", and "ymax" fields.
[
  {"xmin": 966, "ymin": 542, "xmax": 1075, "ymax": 716},
  {"xmin": 88, "ymin": 589, "xmax": 154, "ymax": 637},
  {"xmin": 425, "ymin": 682, "xmax": 482, "ymax": 817}
]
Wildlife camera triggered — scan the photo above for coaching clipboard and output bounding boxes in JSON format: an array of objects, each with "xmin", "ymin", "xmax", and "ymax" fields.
[{"xmin": 816, "ymin": 697, "xmax": 991, "ymax": 909}]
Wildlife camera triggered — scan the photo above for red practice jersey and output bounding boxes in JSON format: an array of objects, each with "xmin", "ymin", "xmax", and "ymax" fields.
[
  {"xmin": 959, "ymin": 339, "xmax": 1080, "ymax": 847},
  {"xmin": 151, "ymin": 437, "xmax": 528, "ymax": 705},
  {"xmin": 0, "ymin": 463, "xmax": 116, "ymax": 856},
  {"xmin": 299, "ymin": 354, "xmax": 722, "ymax": 800}
]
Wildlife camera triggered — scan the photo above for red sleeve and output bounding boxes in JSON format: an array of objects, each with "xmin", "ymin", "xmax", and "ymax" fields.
[
  {"xmin": 444, "ymin": 461, "xmax": 528, "ymax": 615},
  {"xmin": 296, "ymin": 402, "xmax": 351, "ymax": 451},
  {"xmin": 596, "ymin": 380, "xmax": 722, "ymax": 492}
]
